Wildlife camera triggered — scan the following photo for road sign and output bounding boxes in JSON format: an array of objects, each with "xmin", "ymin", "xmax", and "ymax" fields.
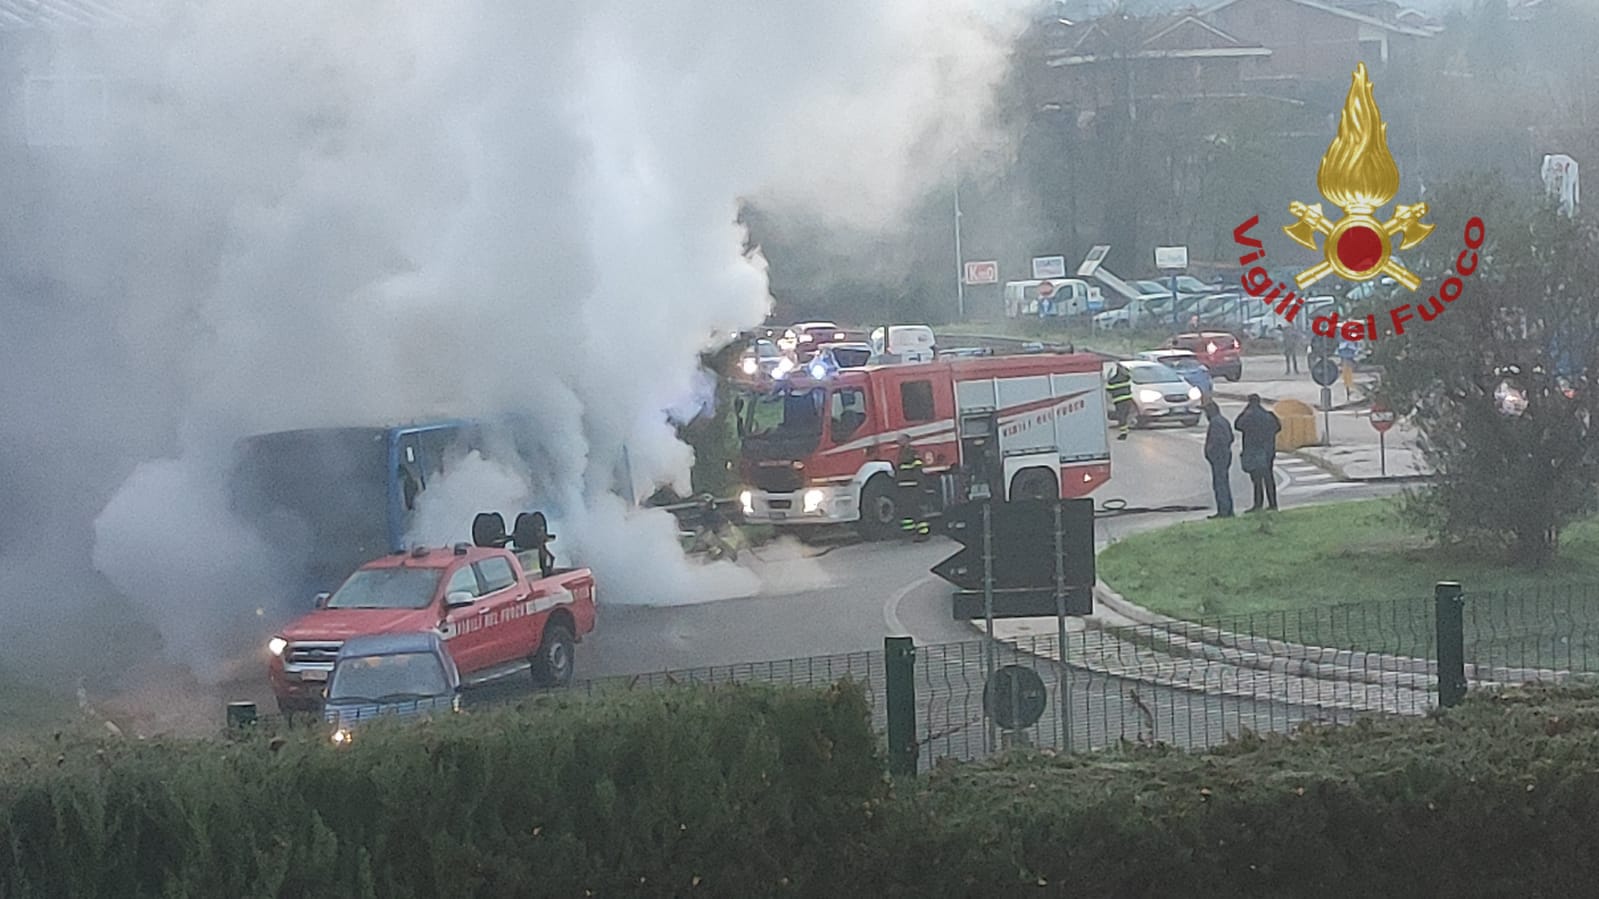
[
  {"xmin": 937, "ymin": 499, "xmax": 1094, "ymax": 617},
  {"xmin": 1036, "ymin": 280, "xmax": 1055, "ymax": 299},
  {"xmin": 1032, "ymin": 255, "xmax": 1067, "ymax": 280},
  {"xmin": 1155, "ymin": 245, "xmax": 1188, "ymax": 270},
  {"xmin": 963, "ymin": 260, "xmax": 998, "ymax": 285},
  {"xmin": 1077, "ymin": 245, "xmax": 1110, "ymax": 277},
  {"xmin": 1369, "ymin": 402, "xmax": 1395, "ymax": 433},
  {"xmin": 1370, "ymin": 399, "xmax": 1394, "ymax": 476},
  {"xmin": 984, "ymin": 665, "xmax": 1047, "ymax": 730},
  {"xmin": 1311, "ymin": 357, "xmax": 1340, "ymax": 387}
]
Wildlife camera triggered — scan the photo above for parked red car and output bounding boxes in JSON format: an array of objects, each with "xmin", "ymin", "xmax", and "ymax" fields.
[{"xmin": 1165, "ymin": 331, "xmax": 1242, "ymax": 382}]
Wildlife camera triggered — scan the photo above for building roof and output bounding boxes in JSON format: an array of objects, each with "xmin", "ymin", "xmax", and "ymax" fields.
[
  {"xmin": 0, "ymin": 0, "xmax": 149, "ymax": 31},
  {"xmin": 1044, "ymin": 12, "xmax": 1271, "ymax": 67},
  {"xmin": 1200, "ymin": 0, "xmax": 1437, "ymax": 36}
]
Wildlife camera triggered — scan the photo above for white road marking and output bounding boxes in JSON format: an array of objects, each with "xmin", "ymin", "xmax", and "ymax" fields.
[{"xmin": 883, "ymin": 574, "xmax": 936, "ymax": 636}]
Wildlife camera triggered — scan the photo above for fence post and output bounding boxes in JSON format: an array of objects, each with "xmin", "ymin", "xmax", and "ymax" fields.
[
  {"xmin": 226, "ymin": 701, "xmax": 258, "ymax": 729},
  {"xmin": 884, "ymin": 636, "xmax": 917, "ymax": 776},
  {"xmin": 1435, "ymin": 582, "xmax": 1467, "ymax": 708}
]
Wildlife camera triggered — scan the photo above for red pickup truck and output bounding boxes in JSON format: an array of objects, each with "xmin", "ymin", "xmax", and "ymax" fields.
[{"xmin": 267, "ymin": 513, "xmax": 596, "ymax": 713}]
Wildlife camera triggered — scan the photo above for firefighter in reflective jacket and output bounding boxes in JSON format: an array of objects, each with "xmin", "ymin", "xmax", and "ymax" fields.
[
  {"xmin": 1107, "ymin": 364, "xmax": 1134, "ymax": 440},
  {"xmin": 896, "ymin": 438, "xmax": 931, "ymax": 542}
]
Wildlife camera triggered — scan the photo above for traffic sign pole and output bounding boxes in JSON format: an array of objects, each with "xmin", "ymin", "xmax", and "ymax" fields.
[
  {"xmin": 1053, "ymin": 501, "xmax": 1072, "ymax": 754},
  {"xmin": 1369, "ymin": 401, "xmax": 1395, "ymax": 476},
  {"xmin": 982, "ymin": 502, "xmax": 995, "ymax": 754},
  {"xmin": 1320, "ymin": 387, "xmax": 1333, "ymax": 446}
]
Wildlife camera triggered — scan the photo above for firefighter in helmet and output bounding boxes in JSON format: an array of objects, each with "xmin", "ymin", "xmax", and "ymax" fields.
[
  {"xmin": 895, "ymin": 436, "xmax": 931, "ymax": 542},
  {"xmin": 1107, "ymin": 363, "xmax": 1134, "ymax": 441}
]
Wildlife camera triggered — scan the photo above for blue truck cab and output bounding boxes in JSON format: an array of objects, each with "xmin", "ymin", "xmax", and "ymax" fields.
[
  {"xmin": 228, "ymin": 420, "xmax": 484, "ymax": 595},
  {"xmin": 229, "ymin": 415, "xmax": 635, "ymax": 603}
]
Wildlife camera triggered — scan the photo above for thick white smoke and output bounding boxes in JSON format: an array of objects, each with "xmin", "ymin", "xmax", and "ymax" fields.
[{"xmin": 2, "ymin": 0, "xmax": 1026, "ymax": 683}]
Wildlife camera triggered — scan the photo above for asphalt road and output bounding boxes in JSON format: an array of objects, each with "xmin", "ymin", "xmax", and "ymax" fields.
[
  {"xmin": 582, "ymin": 409, "xmax": 1400, "ymax": 681},
  {"xmin": 562, "ymin": 417, "xmax": 1400, "ymax": 757}
]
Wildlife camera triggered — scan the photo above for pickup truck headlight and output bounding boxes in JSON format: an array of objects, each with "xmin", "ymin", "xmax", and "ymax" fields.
[
  {"xmin": 803, "ymin": 489, "xmax": 824, "ymax": 513},
  {"xmin": 1188, "ymin": 386, "xmax": 1201, "ymax": 401},
  {"xmin": 268, "ymin": 636, "xmax": 287, "ymax": 657},
  {"xmin": 1138, "ymin": 389, "xmax": 1162, "ymax": 404},
  {"xmin": 739, "ymin": 490, "xmax": 753, "ymax": 515}
]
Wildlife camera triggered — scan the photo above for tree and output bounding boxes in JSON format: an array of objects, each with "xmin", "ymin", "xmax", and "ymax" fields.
[{"xmin": 1369, "ymin": 174, "xmax": 1599, "ymax": 565}]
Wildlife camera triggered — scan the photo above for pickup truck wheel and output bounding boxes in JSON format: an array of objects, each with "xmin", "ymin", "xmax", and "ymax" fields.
[{"xmin": 532, "ymin": 623, "xmax": 576, "ymax": 688}]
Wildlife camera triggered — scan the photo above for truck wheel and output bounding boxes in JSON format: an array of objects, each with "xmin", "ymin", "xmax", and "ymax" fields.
[
  {"xmin": 1010, "ymin": 468, "xmax": 1058, "ymax": 501},
  {"xmin": 532, "ymin": 623, "xmax": 576, "ymax": 688},
  {"xmin": 857, "ymin": 476, "xmax": 899, "ymax": 541}
]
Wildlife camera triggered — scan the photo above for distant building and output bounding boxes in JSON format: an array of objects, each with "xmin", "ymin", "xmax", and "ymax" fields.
[{"xmin": 1200, "ymin": 0, "xmax": 1437, "ymax": 102}]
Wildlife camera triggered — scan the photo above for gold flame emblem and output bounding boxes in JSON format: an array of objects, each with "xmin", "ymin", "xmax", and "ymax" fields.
[{"xmin": 1283, "ymin": 63, "xmax": 1433, "ymax": 291}]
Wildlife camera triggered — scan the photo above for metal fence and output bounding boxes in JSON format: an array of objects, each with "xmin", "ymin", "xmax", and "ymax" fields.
[{"xmin": 229, "ymin": 581, "xmax": 1599, "ymax": 773}]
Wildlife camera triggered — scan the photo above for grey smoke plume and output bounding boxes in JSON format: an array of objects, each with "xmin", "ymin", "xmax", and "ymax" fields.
[{"xmin": 0, "ymin": 0, "xmax": 1025, "ymax": 684}]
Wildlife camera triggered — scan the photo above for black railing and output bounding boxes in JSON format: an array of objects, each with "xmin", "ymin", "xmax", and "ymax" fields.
[{"xmin": 228, "ymin": 581, "xmax": 1599, "ymax": 773}]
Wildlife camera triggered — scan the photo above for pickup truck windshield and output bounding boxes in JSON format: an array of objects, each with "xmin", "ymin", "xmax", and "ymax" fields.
[
  {"xmin": 328, "ymin": 652, "xmax": 450, "ymax": 701},
  {"xmin": 326, "ymin": 568, "xmax": 443, "ymax": 610}
]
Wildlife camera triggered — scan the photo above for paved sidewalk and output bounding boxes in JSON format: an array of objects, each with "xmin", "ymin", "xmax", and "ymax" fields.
[{"xmin": 1217, "ymin": 355, "xmax": 1432, "ymax": 481}]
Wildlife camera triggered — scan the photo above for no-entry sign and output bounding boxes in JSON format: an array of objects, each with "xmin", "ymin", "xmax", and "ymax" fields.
[
  {"xmin": 1037, "ymin": 281, "xmax": 1056, "ymax": 298},
  {"xmin": 1369, "ymin": 402, "xmax": 1396, "ymax": 433}
]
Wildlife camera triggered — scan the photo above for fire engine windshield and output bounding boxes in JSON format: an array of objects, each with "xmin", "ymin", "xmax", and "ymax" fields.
[
  {"xmin": 325, "ymin": 567, "xmax": 444, "ymax": 610},
  {"xmin": 741, "ymin": 387, "xmax": 824, "ymax": 439}
]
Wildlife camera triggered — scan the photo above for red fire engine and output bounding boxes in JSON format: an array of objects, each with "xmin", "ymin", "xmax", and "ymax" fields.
[{"xmin": 736, "ymin": 353, "xmax": 1111, "ymax": 538}]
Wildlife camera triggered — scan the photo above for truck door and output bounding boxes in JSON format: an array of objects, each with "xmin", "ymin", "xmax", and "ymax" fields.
[
  {"xmin": 471, "ymin": 554, "xmax": 527, "ymax": 664},
  {"xmin": 440, "ymin": 564, "xmax": 494, "ymax": 676},
  {"xmin": 825, "ymin": 384, "xmax": 871, "ymax": 482}
]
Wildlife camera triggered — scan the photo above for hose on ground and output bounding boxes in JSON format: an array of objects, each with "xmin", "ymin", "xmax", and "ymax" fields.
[{"xmin": 1093, "ymin": 497, "xmax": 1209, "ymax": 517}]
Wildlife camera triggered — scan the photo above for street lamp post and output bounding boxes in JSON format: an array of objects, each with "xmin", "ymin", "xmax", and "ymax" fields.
[{"xmin": 954, "ymin": 155, "xmax": 965, "ymax": 320}]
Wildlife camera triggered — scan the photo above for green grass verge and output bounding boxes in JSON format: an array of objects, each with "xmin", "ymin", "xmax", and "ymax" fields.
[{"xmin": 1097, "ymin": 498, "xmax": 1599, "ymax": 665}]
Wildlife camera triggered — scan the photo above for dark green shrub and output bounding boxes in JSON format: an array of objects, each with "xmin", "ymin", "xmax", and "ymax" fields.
[{"xmin": 0, "ymin": 682, "xmax": 883, "ymax": 898}]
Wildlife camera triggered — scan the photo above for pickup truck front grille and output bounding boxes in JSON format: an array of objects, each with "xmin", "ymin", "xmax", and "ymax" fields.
[{"xmin": 286, "ymin": 641, "xmax": 343, "ymax": 667}]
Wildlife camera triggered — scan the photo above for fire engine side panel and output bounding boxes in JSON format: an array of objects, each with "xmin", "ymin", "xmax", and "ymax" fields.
[
  {"xmin": 1053, "ymin": 372, "xmax": 1111, "ymax": 463},
  {"xmin": 954, "ymin": 379, "xmax": 997, "ymax": 414},
  {"xmin": 993, "ymin": 376, "xmax": 1057, "ymax": 457}
]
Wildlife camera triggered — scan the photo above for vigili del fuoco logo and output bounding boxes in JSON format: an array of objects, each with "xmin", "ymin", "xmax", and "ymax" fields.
[{"xmin": 1232, "ymin": 62, "xmax": 1485, "ymax": 343}]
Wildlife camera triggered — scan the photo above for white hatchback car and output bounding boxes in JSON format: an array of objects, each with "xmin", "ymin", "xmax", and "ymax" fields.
[{"xmin": 1105, "ymin": 360, "xmax": 1203, "ymax": 428}]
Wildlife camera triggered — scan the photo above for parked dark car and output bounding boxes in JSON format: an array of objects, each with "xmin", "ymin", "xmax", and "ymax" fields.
[{"xmin": 323, "ymin": 631, "xmax": 461, "ymax": 745}]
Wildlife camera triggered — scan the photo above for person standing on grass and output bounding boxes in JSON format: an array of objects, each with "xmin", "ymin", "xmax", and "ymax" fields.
[
  {"xmin": 1203, "ymin": 402, "xmax": 1234, "ymax": 519},
  {"xmin": 1234, "ymin": 394, "xmax": 1281, "ymax": 512}
]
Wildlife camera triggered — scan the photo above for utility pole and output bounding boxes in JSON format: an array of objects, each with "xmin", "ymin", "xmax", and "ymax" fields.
[{"xmin": 954, "ymin": 152, "xmax": 966, "ymax": 320}]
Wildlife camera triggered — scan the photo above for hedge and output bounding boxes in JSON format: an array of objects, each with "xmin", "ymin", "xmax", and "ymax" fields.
[
  {"xmin": 866, "ymin": 684, "xmax": 1599, "ymax": 898},
  {"xmin": 0, "ymin": 683, "xmax": 884, "ymax": 898},
  {"xmin": 9, "ymin": 683, "xmax": 1599, "ymax": 897}
]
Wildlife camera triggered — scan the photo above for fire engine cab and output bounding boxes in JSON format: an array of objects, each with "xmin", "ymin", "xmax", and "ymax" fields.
[{"xmin": 736, "ymin": 353, "xmax": 1111, "ymax": 539}]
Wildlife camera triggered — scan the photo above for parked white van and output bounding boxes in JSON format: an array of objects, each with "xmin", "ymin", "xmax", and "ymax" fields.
[
  {"xmin": 1003, "ymin": 279, "xmax": 1100, "ymax": 318},
  {"xmin": 869, "ymin": 325, "xmax": 936, "ymax": 363}
]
